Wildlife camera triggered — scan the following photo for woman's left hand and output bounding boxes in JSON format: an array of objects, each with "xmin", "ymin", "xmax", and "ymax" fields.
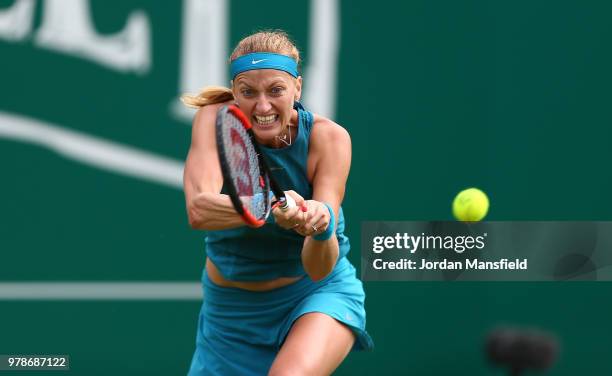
[{"xmin": 294, "ymin": 200, "xmax": 331, "ymax": 237}]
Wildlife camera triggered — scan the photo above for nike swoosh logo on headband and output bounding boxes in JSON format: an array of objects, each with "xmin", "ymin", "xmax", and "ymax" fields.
[{"xmin": 251, "ymin": 59, "xmax": 267, "ymax": 64}]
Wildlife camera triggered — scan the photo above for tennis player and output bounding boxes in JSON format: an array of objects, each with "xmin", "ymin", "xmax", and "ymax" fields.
[{"xmin": 182, "ymin": 30, "xmax": 373, "ymax": 375}]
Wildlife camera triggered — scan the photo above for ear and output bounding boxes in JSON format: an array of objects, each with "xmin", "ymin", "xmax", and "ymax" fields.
[{"xmin": 294, "ymin": 76, "xmax": 302, "ymax": 101}]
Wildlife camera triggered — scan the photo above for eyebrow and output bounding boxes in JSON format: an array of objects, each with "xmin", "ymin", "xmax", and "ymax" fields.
[{"xmin": 235, "ymin": 78, "xmax": 288, "ymax": 88}]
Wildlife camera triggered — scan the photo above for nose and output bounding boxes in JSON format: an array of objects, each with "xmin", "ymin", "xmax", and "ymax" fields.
[{"xmin": 254, "ymin": 94, "xmax": 272, "ymax": 113}]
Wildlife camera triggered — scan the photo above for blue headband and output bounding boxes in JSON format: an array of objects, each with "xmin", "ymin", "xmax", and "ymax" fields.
[{"xmin": 230, "ymin": 53, "xmax": 299, "ymax": 79}]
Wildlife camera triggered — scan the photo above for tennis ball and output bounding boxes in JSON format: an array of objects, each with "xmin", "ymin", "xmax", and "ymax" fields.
[{"xmin": 452, "ymin": 188, "xmax": 489, "ymax": 222}]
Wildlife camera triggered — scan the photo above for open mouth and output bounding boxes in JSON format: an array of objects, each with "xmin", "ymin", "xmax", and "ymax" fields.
[{"xmin": 253, "ymin": 114, "xmax": 279, "ymax": 126}]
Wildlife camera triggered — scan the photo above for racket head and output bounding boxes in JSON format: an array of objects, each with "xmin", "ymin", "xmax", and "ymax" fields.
[{"xmin": 215, "ymin": 105, "xmax": 272, "ymax": 227}]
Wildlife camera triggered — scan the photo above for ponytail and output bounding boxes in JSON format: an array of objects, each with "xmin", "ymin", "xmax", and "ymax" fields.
[{"xmin": 181, "ymin": 86, "xmax": 234, "ymax": 108}]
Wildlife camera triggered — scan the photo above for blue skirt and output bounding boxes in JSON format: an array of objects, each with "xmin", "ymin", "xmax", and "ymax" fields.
[{"xmin": 188, "ymin": 257, "xmax": 374, "ymax": 375}]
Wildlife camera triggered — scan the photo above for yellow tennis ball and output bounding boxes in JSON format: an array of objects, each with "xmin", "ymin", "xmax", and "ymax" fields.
[{"xmin": 452, "ymin": 188, "xmax": 489, "ymax": 222}]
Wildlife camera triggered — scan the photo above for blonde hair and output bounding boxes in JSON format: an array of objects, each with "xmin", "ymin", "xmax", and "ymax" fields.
[{"xmin": 181, "ymin": 30, "xmax": 301, "ymax": 109}]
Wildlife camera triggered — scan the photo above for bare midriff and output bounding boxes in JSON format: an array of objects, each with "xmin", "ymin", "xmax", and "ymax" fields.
[{"xmin": 205, "ymin": 258, "xmax": 304, "ymax": 292}]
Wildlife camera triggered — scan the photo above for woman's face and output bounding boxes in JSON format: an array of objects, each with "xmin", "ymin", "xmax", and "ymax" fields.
[{"xmin": 232, "ymin": 69, "xmax": 302, "ymax": 146}]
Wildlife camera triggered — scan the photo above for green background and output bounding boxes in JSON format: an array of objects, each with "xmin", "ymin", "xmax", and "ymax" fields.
[{"xmin": 1, "ymin": 0, "xmax": 611, "ymax": 374}]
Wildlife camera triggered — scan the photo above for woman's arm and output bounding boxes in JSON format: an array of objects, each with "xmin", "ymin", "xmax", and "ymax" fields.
[
  {"xmin": 183, "ymin": 103, "xmax": 245, "ymax": 230},
  {"xmin": 299, "ymin": 118, "xmax": 352, "ymax": 281}
]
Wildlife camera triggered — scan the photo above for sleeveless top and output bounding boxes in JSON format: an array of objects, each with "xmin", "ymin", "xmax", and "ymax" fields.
[{"xmin": 205, "ymin": 103, "xmax": 351, "ymax": 281}]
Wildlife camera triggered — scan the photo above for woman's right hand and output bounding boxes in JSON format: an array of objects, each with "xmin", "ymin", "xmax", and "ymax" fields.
[{"xmin": 272, "ymin": 190, "xmax": 307, "ymax": 230}]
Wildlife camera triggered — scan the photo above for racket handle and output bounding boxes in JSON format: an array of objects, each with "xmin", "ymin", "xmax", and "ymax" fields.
[
  {"xmin": 274, "ymin": 194, "xmax": 307, "ymax": 212},
  {"xmin": 279, "ymin": 194, "xmax": 296, "ymax": 211}
]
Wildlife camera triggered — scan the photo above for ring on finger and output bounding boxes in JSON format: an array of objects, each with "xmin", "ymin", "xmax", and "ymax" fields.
[{"xmin": 312, "ymin": 225, "xmax": 318, "ymax": 232}]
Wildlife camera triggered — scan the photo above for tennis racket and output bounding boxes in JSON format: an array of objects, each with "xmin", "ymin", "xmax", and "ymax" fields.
[{"xmin": 215, "ymin": 104, "xmax": 296, "ymax": 227}]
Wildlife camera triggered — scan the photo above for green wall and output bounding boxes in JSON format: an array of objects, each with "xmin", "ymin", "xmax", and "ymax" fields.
[{"xmin": 1, "ymin": 0, "xmax": 611, "ymax": 374}]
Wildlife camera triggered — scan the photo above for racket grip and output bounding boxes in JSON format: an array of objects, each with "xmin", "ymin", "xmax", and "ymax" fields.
[
  {"xmin": 280, "ymin": 194, "xmax": 296, "ymax": 210},
  {"xmin": 273, "ymin": 194, "xmax": 307, "ymax": 212}
]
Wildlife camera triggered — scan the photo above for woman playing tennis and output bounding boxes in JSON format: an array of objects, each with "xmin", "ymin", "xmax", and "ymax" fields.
[{"xmin": 182, "ymin": 30, "xmax": 373, "ymax": 375}]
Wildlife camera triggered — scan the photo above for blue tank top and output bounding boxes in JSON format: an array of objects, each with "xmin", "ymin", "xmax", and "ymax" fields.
[{"xmin": 205, "ymin": 104, "xmax": 351, "ymax": 281}]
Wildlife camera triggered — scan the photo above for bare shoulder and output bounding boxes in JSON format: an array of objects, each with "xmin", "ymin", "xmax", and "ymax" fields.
[
  {"xmin": 310, "ymin": 114, "xmax": 351, "ymax": 146},
  {"xmin": 308, "ymin": 114, "xmax": 352, "ymax": 187},
  {"xmin": 189, "ymin": 101, "xmax": 234, "ymax": 148},
  {"xmin": 192, "ymin": 101, "xmax": 232, "ymax": 128}
]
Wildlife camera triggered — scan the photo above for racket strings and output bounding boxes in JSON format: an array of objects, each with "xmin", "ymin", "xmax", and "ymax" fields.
[{"xmin": 220, "ymin": 113, "xmax": 268, "ymax": 219}]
